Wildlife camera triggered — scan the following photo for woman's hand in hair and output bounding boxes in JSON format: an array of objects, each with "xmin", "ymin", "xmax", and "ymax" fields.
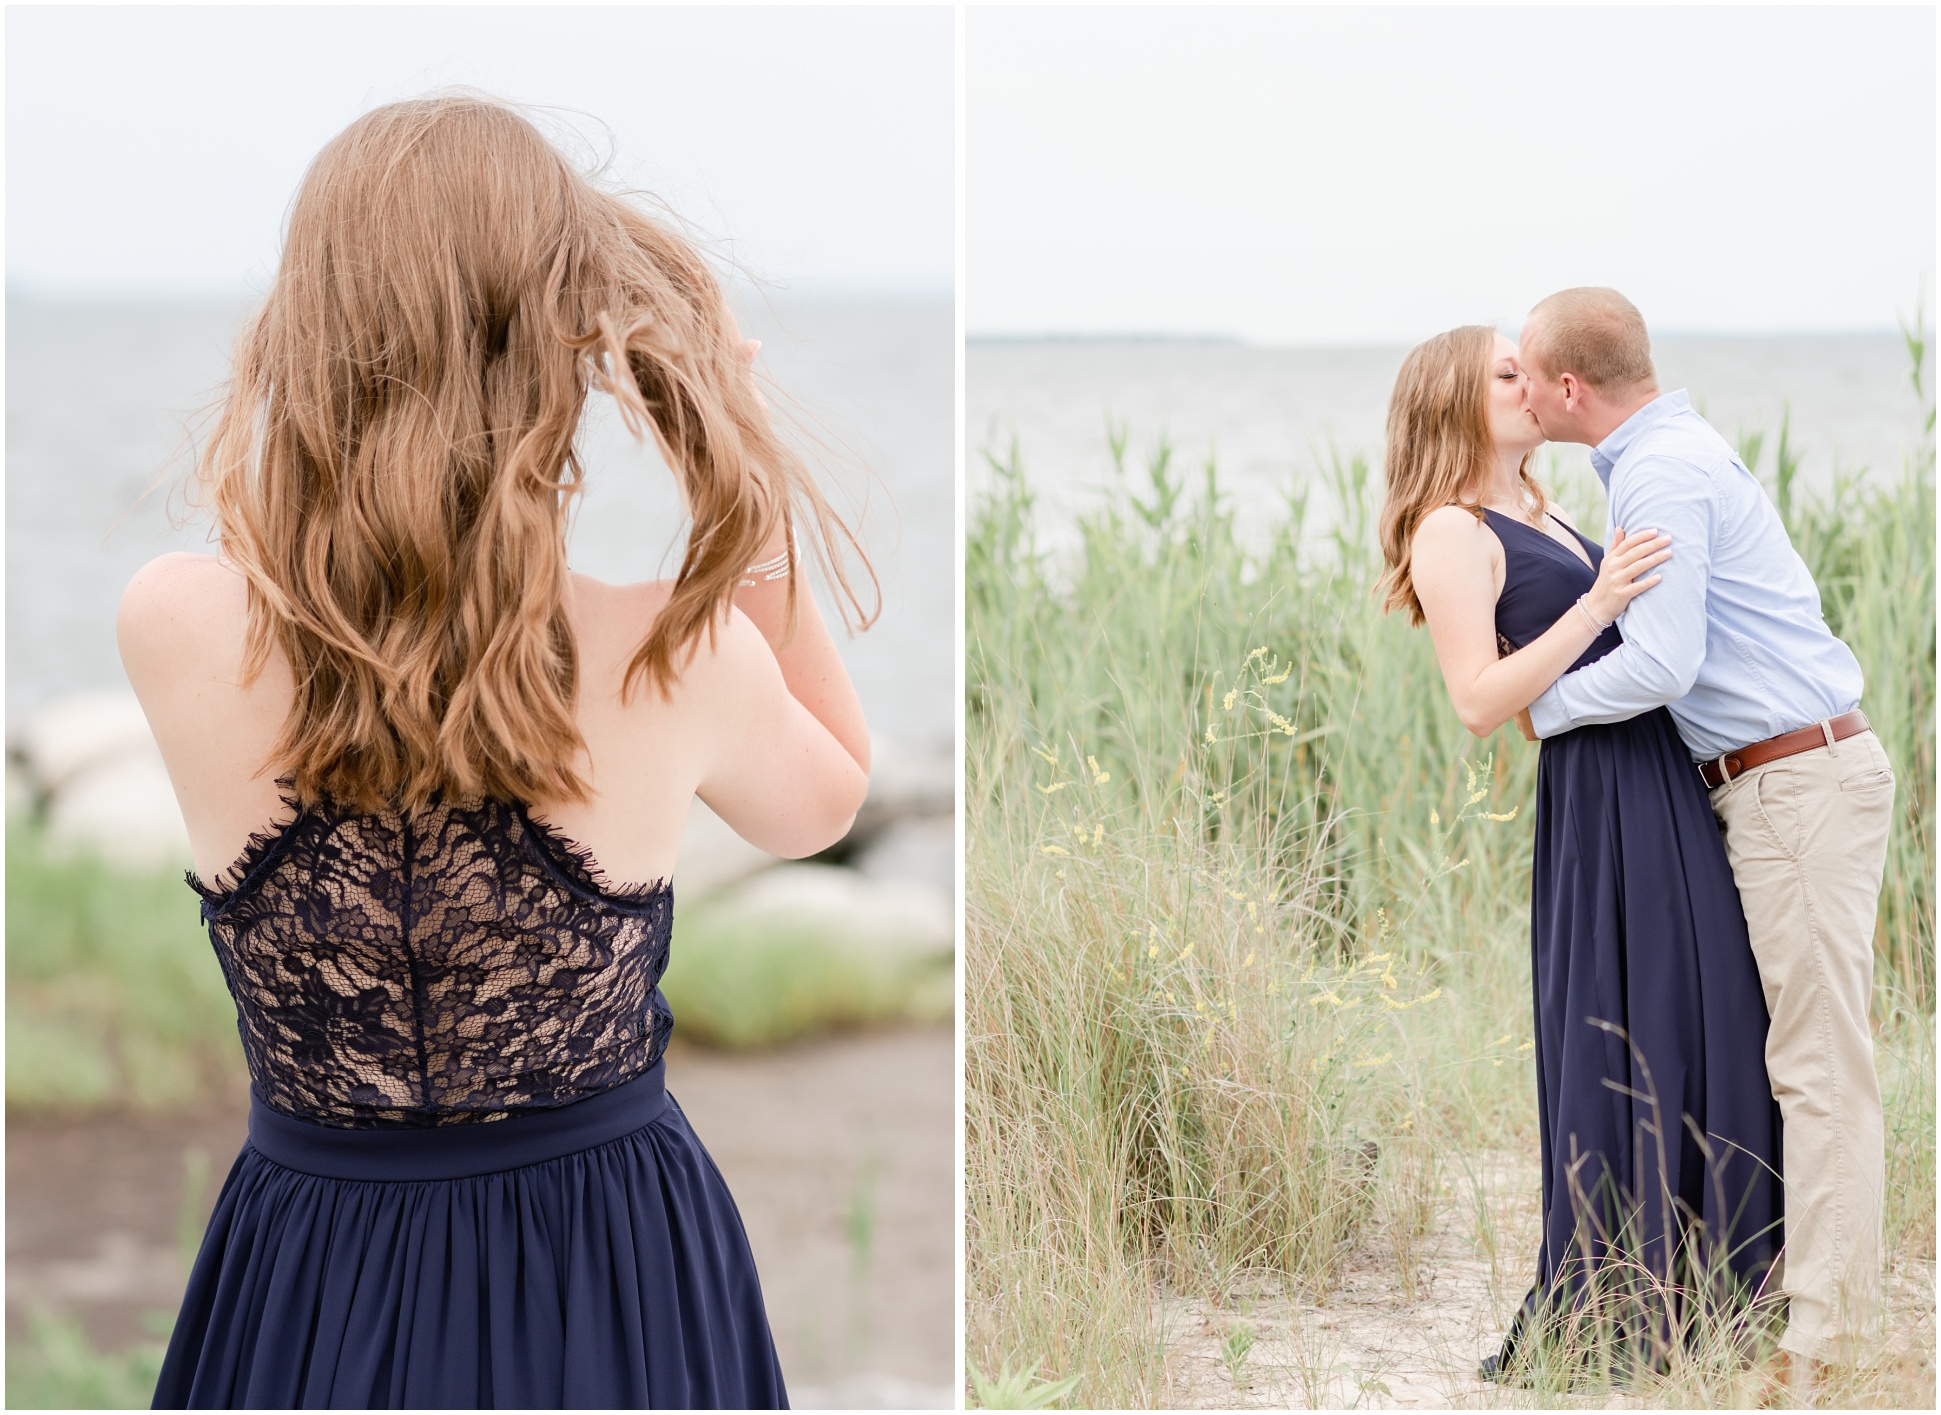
[{"xmin": 720, "ymin": 332, "xmax": 870, "ymax": 777}]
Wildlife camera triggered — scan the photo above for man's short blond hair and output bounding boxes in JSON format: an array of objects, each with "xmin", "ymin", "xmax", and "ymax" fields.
[{"xmin": 1523, "ymin": 287, "xmax": 1656, "ymax": 390}]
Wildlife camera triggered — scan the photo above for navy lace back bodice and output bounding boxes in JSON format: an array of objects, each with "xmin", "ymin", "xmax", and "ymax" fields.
[
  {"xmin": 1483, "ymin": 507, "xmax": 1625, "ymax": 670},
  {"xmin": 189, "ymin": 793, "xmax": 674, "ymax": 1129}
]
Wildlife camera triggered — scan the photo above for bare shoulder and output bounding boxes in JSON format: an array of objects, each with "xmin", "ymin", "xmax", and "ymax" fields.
[
  {"xmin": 1411, "ymin": 504, "xmax": 1497, "ymax": 560},
  {"xmin": 117, "ymin": 553, "xmax": 247, "ymax": 673},
  {"xmin": 566, "ymin": 573, "xmax": 671, "ymax": 649},
  {"xmin": 120, "ymin": 550, "xmax": 243, "ymax": 613},
  {"xmin": 566, "ymin": 572, "xmax": 770, "ymax": 705}
]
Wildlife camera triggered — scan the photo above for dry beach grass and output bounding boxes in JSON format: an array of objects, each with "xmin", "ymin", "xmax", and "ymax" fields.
[{"xmin": 965, "ymin": 327, "xmax": 1936, "ymax": 1409}]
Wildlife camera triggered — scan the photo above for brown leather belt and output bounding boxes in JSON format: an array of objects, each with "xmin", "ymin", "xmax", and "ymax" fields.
[{"xmin": 1698, "ymin": 709, "xmax": 1871, "ymax": 789}]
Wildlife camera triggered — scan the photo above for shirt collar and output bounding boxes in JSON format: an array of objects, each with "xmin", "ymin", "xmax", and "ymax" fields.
[{"xmin": 1589, "ymin": 389, "xmax": 1691, "ymax": 484}]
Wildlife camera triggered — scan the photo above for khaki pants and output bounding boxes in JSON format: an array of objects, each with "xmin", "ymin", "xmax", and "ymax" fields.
[{"xmin": 1707, "ymin": 726, "xmax": 1896, "ymax": 1361}]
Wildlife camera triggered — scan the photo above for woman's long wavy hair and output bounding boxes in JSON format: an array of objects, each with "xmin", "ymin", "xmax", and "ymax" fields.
[
  {"xmin": 1377, "ymin": 324, "xmax": 1546, "ymax": 626},
  {"xmin": 197, "ymin": 94, "xmax": 875, "ymax": 814}
]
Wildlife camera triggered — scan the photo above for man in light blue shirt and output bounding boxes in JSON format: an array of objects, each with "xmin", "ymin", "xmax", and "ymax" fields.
[
  {"xmin": 1519, "ymin": 288, "xmax": 1897, "ymax": 1382},
  {"xmin": 1522, "ymin": 392, "xmax": 1863, "ymax": 756}
]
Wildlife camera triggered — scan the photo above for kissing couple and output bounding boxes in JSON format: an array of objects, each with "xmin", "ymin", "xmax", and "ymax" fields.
[{"xmin": 1377, "ymin": 288, "xmax": 1897, "ymax": 1389}]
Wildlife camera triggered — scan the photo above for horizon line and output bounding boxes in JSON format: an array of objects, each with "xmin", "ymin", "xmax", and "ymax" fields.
[
  {"xmin": 5, "ymin": 279, "xmax": 956, "ymax": 308},
  {"xmin": 969, "ymin": 325, "xmax": 1913, "ymax": 349}
]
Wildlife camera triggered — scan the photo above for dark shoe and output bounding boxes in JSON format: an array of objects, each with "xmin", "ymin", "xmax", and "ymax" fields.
[{"xmin": 1478, "ymin": 1352, "xmax": 1524, "ymax": 1386}]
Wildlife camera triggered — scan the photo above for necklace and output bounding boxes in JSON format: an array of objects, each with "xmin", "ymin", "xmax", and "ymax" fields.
[{"xmin": 1480, "ymin": 494, "xmax": 1544, "ymax": 529}]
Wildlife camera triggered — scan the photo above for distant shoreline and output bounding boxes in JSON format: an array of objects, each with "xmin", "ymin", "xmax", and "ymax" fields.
[
  {"xmin": 970, "ymin": 328, "xmax": 1908, "ymax": 352},
  {"xmin": 968, "ymin": 332, "xmax": 1244, "ymax": 347}
]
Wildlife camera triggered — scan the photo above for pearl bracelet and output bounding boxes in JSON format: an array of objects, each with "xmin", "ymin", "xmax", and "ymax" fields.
[{"xmin": 1575, "ymin": 594, "xmax": 1611, "ymax": 633}]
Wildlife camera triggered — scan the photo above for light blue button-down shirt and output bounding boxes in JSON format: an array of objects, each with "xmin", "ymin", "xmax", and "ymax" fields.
[{"xmin": 1527, "ymin": 390, "xmax": 1863, "ymax": 760}]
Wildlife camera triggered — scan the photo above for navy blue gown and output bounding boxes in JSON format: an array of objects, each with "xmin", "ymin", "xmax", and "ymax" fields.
[
  {"xmin": 1484, "ymin": 508, "xmax": 1783, "ymax": 1371},
  {"xmin": 151, "ymin": 795, "xmax": 787, "ymax": 1409}
]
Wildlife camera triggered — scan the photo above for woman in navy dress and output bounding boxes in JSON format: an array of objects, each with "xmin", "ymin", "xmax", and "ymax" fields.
[
  {"xmin": 1377, "ymin": 327, "xmax": 1783, "ymax": 1381},
  {"xmin": 120, "ymin": 95, "xmax": 877, "ymax": 1408}
]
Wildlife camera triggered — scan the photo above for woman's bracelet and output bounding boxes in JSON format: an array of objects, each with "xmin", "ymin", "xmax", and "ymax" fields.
[
  {"xmin": 739, "ymin": 529, "xmax": 800, "ymax": 587},
  {"xmin": 1575, "ymin": 594, "xmax": 1611, "ymax": 633}
]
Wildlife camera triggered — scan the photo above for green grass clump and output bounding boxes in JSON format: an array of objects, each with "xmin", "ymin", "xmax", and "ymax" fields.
[
  {"xmin": 967, "ymin": 331, "xmax": 1934, "ymax": 1406},
  {"xmin": 4, "ymin": 1309, "xmax": 168, "ymax": 1410},
  {"xmin": 664, "ymin": 895, "xmax": 951, "ymax": 1050},
  {"xmin": 5, "ymin": 823, "xmax": 243, "ymax": 1112}
]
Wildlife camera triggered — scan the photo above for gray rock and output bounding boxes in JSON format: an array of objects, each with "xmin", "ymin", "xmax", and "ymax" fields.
[
  {"xmin": 11, "ymin": 688, "xmax": 158, "ymax": 801},
  {"xmin": 714, "ymin": 863, "xmax": 952, "ymax": 960},
  {"xmin": 849, "ymin": 735, "xmax": 953, "ymax": 843},
  {"xmin": 45, "ymin": 745, "xmax": 190, "ymax": 869},
  {"xmin": 6, "ymin": 755, "xmax": 38, "ymax": 820},
  {"xmin": 674, "ymin": 798, "xmax": 779, "ymax": 899},
  {"xmin": 852, "ymin": 814, "xmax": 955, "ymax": 899}
]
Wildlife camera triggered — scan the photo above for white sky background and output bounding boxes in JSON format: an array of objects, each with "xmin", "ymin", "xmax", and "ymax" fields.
[
  {"xmin": 7, "ymin": 4, "xmax": 953, "ymax": 300},
  {"xmin": 969, "ymin": 5, "xmax": 1936, "ymax": 343}
]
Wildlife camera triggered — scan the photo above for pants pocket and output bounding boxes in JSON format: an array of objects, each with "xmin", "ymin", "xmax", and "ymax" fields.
[
  {"xmin": 1838, "ymin": 766, "xmax": 1895, "ymax": 795},
  {"xmin": 1753, "ymin": 765, "xmax": 1803, "ymax": 857}
]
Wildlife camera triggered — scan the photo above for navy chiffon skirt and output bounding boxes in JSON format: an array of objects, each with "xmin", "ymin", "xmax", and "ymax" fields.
[
  {"xmin": 152, "ymin": 1063, "xmax": 787, "ymax": 1409},
  {"xmin": 1505, "ymin": 706, "xmax": 1784, "ymax": 1361}
]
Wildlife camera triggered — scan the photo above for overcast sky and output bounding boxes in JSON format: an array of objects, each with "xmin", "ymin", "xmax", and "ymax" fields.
[
  {"xmin": 969, "ymin": 5, "xmax": 1935, "ymax": 343},
  {"xmin": 7, "ymin": 5, "xmax": 952, "ymax": 300}
]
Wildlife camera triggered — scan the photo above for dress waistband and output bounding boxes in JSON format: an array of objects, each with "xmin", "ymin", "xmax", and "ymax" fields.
[{"xmin": 246, "ymin": 1061, "xmax": 670, "ymax": 1182}]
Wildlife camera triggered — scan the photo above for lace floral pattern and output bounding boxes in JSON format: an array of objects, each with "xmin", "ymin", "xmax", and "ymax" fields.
[{"xmin": 190, "ymin": 794, "xmax": 673, "ymax": 1129}]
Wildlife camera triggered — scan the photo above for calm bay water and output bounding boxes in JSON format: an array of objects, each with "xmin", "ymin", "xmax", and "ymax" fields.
[
  {"xmin": 967, "ymin": 333, "xmax": 1926, "ymax": 546},
  {"xmin": 6, "ymin": 295, "xmax": 953, "ymax": 744}
]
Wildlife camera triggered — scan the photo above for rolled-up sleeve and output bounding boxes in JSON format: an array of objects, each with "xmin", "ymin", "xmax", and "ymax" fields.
[{"xmin": 1528, "ymin": 455, "xmax": 1717, "ymax": 737}]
